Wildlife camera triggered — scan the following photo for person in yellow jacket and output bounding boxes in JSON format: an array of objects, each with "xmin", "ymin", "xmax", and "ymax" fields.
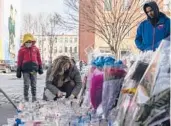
[{"xmin": 16, "ymin": 33, "xmax": 43, "ymax": 102}]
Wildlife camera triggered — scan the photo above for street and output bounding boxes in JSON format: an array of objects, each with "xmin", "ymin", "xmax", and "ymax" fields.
[{"xmin": 0, "ymin": 72, "xmax": 46, "ymax": 125}]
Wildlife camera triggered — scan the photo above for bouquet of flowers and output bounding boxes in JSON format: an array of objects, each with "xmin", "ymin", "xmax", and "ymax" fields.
[
  {"xmin": 101, "ymin": 57, "xmax": 126, "ymax": 119},
  {"xmin": 90, "ymin": 56, "xmax": 104, "ymax": 110}
]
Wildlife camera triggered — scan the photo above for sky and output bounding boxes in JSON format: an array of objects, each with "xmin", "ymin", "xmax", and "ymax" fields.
[
  {"xmin": 21, "ymin": 0, "xmax": 66, "ymax": 15},
  {"xmin": 21, "ymin": 0, "xmax": 78, "ymax": 34}
]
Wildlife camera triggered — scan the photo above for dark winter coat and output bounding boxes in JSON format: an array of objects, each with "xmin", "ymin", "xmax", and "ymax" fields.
[{"xmin": 46, "ymin": 65, "xmax": 82, "ymax": 97}]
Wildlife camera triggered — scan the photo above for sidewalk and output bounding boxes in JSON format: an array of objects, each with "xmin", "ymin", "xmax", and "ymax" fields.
[{"xmin": 0, "ymin": 104, "xmax": 16, "ymax": 125}]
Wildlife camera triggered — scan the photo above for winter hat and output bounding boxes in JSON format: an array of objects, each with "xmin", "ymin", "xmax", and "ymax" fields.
[{"xmin": 23, "ymin": 33, "xmax": 36, "ymax": 44}]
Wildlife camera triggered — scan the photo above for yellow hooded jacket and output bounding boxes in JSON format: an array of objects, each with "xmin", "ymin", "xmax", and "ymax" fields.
[{"xmin": 22, "ymin": 33, "xmax": 36, "ymax": 44}]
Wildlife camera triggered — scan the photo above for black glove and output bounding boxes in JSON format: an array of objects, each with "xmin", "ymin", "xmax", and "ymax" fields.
[
  {"xmin": 53, "ymin": 96, "xmax": 58, "ymax": 101},
  {"xmin": 16, "ymin": 67, "xmax": 22, "ymax": 78},
  {"xmin": 38, "ymin": 65, "xmax": 43, "ymax": 74}
]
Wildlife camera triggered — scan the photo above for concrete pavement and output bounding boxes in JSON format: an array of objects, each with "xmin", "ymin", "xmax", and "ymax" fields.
[
  {"xmin": 0, "ymin": 72, "xmax": 46, "ymax": 104},
  {"xmin": 0, "ymin": 72, "xmax": 46, "ymax": 125},
  {"xmin": 0, "ymin": 104, "xmax": 16, "ymax": 125}
]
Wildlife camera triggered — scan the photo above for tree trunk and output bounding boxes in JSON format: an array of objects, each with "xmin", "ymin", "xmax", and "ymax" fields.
[{"xmin": 49, "ymin": 37, "xmax": 53, "ymax": 64}]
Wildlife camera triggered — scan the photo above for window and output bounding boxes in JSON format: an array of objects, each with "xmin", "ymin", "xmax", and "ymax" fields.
[
  {"xmin": 59, "ymin": 46, "xmax": 62, "ymax": 53},
  {"xmin": 121, "ymin": 50, "xmax": 128, "ymax": 55},
  {"xmin": 121, "ymin": 50, "xmax": 130, "ymax": 58},
  {"xmin": 54, "ymin": 47, "xmax": 57, "ymax": 53},
  {"xmin": 65, "ymin": 37, "xmax": 68, "ymax": 43},
  {"xmin": 65, "ymin": 47, "xmax": 68, "ymax": 52},
  {"xmin": 104, "ymin": 0, "xmax": 112, "ymax": 11},
  {"xmin": 122, "ymin": 0, "xmax": 131, "ymax": 11},
  {"xmin": 163, "ymin": 0, "xmax": 170, "ymax": 11},
  {"xmin": 60, "ymin": 37, "xmax": 63, "ymax": 43},
  {"xmin": 70, "ymin": 47, "xmax": 72, "ymax": 53},
  {"xmin": 99, "ymin": 47, "xmax": 111, "ymax": 53},
  {"xmin": 55, "ymin": 37, "xmax": 58, "ymax": 43},
  {"xmin": 70, "ymin": 37, "xmax": 73, "ymax": 43},
  {"xmin": 74, "ymin": 47, "xmax": 77, "ymax": 53},
  {"xmin": 74, "ymin": 37, "xmax": 77, "ymax": 42}
]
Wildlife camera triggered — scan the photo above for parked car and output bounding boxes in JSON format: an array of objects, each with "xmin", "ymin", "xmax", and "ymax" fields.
[{"xmin": 0, "ymin": 60, "xmax": 17, "ymax": 73}]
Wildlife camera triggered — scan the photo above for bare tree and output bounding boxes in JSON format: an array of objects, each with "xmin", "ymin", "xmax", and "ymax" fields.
[
  {"xmin": 167, "ymin": 0, "xmax": 171, "ymax": 11},
  {"xmin": 46, "ymin": 13, "xmax": 63, "ymax": 63},
  {"xmin": 65, "ymin": 0, "xmax": 162, "ymax": 57},
  {"xmin": 22, "ymin": 13, "xmax": 46, "ymax": 66},
  {"xmin": 22, "ymin": 13, "xmax": 35, "ymax": 34},
  {"xmin": 35, "ymin": 13, "xmax": 48, "ymax": 65},
  {"xmin": 22, "ymin": 12, "xmax": 64, "ymax": 64}
]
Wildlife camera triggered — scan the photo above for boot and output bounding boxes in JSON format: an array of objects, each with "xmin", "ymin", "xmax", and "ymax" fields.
[{"xmin": 32, "ymin": 96, "xmax": 37, "ymax": 102}]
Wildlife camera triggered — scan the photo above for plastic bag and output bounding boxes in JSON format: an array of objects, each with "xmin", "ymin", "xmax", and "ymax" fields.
[
  {"xmin": 82, "ymin": 91, "xmax": 90, "ymax": 107},
  {"xmin": 113, "ymin": 52, "xmax": 154, "ymax": 126},
  {"xmin": 102, "ymin": 79, "xmax": 123, "ymax": 118},
  {"xmin": 104, "ymin": 57, "xmax": 126, "ymax": 81},
  {"xmin": 96, "ymin": 104, "xmax": 103, "ymax": 116},
  {"xmin": 136, "ymin": 85, "xmax": 150, "ymax": 104},
  {"xmin": 82, "ymin": 63, "xmax": 97, "ymax": 107},
  {"xmin": 152, "ymin": 76, "xmax": 170, "ymax": 95},
  {"xmin": 151, "ymin": 36, "xmax": 170, "ymax": 95}
]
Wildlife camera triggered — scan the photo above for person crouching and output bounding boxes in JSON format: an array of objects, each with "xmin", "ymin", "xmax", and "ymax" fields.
[{"xmin": 44, "ymin": 56, "xmax": 82, "ymax": 101}]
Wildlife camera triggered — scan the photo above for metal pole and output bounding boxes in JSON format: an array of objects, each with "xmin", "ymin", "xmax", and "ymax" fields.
[{"xmin": 0, "ymin": 88, "xmax": 18, "ymax": 111}]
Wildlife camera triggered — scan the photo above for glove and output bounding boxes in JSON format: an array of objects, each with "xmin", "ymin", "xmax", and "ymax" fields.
[
  {"xmin": 53, "ymin": 95, "xmax": 58, "ymax": 101},
  {"xmin": 38, "ymin": 65, "xmax": 43, "ymax": 74},
  {"xmin": 16, "ymin": 67, "xmax": 22, "ymax": 78}
]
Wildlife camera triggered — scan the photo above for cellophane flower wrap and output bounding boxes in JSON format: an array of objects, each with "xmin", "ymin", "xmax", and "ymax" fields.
[
  {"xmin": 101, "ymin": 57, "xmax": 126, "ymax": 118},
  {"xmin": 90, "ymin": 56, "xmax": 104, "ymax": 110}
]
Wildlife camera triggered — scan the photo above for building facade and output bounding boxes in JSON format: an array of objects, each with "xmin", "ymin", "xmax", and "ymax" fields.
[
  {"xmin": 79, "ymin": 0, "xmax": 95, "ymax": 62},
  {"xmin": 53, "ymin": 35, "xmax": 79, "ymax": 61},
  {"xmin": 34, "ymin": 35, "xmax": 79, "ymax": 64}
]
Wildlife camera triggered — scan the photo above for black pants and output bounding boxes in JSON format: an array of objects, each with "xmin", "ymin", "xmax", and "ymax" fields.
[{"xmin": 58, "ymin": 82, "xmax": 74, "ymax": 98}]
